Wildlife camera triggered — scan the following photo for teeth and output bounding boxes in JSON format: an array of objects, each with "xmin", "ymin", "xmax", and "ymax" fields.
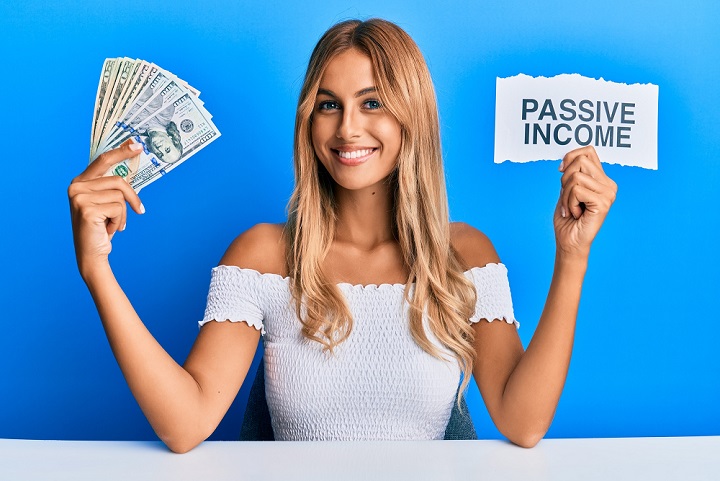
[{"xmin": 338, "ymin": 149, "xmax": 373, "ymax": 159}]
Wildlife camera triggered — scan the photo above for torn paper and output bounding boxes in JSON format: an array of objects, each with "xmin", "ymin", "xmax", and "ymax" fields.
[{"xmin": 494, "ymin": 74, "xmax": 658, "ymax": 169}]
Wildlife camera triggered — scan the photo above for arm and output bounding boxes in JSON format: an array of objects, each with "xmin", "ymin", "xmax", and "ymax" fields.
[
  {"xmin": 460, "ymin": 146, "xmax": 617, "ymax": 448},
  {"xmin": 471, "ymin": 252, "xmax": 585, "ymax": 448},
  {"xmin": 69, "ymin": 143, "xmax": 262, "ymax": 453},
  {"xmin": 83, "ymin": 266, "xmax": 259, "ymax": 453}
]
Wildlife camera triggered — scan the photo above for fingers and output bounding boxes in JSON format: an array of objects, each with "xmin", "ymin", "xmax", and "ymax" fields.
[
  {"xmin": 68, "ymin": 175, "xmax": 145, "ymax": 256},
  {"xmin": 75, "ymin": 139, "xmax": 144, "ymax": 182},
  {"xmin": 558, "ymin": 146, "xmax": 618, "ymax": 219},
  {"xmin": 560, "ymin": 170, "xmax": 615, "ymax": 219},
  {"xmin": 560, "ymin": 147, "xmax": 607, "ymax": 183},
  {"xmin": 69, "ymin": 173, "xmax": 145, "ymax": 216},
  {"xmin": 75, "ymin": 190, "xmax": 129, "ymax": 233},
  {"xmin": 559, "ymin": 146, "xmax": 600, "ymax": 172}
]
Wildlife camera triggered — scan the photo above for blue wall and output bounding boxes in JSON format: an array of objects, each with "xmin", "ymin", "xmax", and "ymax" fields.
[{"xmin": 1, "ymin": 0, "xmax": 718, "ymax": 441}]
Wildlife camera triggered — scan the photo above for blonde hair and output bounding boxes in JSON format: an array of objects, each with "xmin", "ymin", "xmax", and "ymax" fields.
[{"xmin": 285, "ymin": 18, "xmax": 478, "ymax": 397}]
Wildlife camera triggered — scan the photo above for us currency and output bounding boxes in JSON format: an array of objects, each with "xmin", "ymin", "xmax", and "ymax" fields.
[
  {"xmin": 93, "ymin": 58, "xmax": 135, "ymax": 155},
  {"xmin": 92, "ymin": 64, "xmax": 168, "ymax": 157},
  {"xmin": 101, "ymin": 91, "xmax": 220, "ymax": 192},
  {"xmin": 93, "ymin": 61, "xmax": 157, "ymax": 156},
  {"xmin": 90, "ymin": 58, "xmax": 218, "ymax": 191},
  {"xmin": 98, "ymin": 75, "xmax": 201, "ymax": 157},
  {"xmin": 91, "ymin": 58, "xmax": 146, "ymax": 157},
  {"xmin": 90, "ymin": 58, "xmax": 118, "ymax": 151},
  {"xmin": 93, "ymin": 58, "xmax": 127, "ymax": 145}
]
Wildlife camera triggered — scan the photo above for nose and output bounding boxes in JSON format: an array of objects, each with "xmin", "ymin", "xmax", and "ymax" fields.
[{"xmin": 335, "ymin": 108, "xmax": 361, "ymax": 140}]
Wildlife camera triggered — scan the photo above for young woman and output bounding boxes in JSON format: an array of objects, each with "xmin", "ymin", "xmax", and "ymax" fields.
[{"xmin": 68, "ymin": 18, "xmax": 617, "ymax": 452}]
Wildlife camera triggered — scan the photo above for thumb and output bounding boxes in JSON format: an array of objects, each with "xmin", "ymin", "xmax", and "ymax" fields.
[{"xmin": 77, "ymin": 140, "xmax": 145, "ymax": 181}]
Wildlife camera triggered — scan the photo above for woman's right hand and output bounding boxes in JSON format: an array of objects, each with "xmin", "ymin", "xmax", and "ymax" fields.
[{"xmin": 68, "ymin": 141, "xmax": 145, "ymax": 278}]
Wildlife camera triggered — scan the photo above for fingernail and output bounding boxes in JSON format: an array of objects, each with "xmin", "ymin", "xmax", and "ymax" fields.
[
  {"xmin": 122, "ymin": 223, "xmax": 127, "ymax": 231},
  {"xmin": 129, "ymin": 142, "xmax": 143, "ymax": 151},
  {"xmin": 561, "ymin": 206, "xmax": 566, "ymax": 218},
  {"xmin": 140, "ymin": 203, "xmax": 146, "ymax": 214},
  {"xmin": 559, "ymin": 161, "xmax": 564, "ymax": 171}
]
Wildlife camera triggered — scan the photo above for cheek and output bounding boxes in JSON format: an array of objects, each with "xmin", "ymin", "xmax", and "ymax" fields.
[
  {"xmin": 310, "ymin": 123, "xmax": 330, "ymax": 170},
  {"xmin": 310, "ymin": 124, "xmax": 320, "ymax": 151},
  {"xmin": 377, "ymin": 120, "xmax": 402, "ymax": 154},
  {"xmin": 311, "ymin": 122, "xmax": 329, "ymax": 161}
]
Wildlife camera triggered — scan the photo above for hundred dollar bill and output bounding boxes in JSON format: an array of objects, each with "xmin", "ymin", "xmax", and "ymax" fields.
[
  {"xmin": 90, "ymin": 58, "xmax": 118, "ymax": 152},
  {"xmin": 91, "ymin": 60, "xmax": 155, "ymax": 158},
  {"xmin": 98, "ymin": 76, "xmax": 202, "ymax": 157},
  {"xmin": 90, "ymin": 58, "xmax": 217, "ymax": 191},
  {"xmin": 94, "ymin": 58, "xmax": 135, "ymax": 155},
  {"xmin": 95, "ymin": 67, "xmax": 172, "ymax": 155},
  {"xmin": 98, "ymin": 62, "xmax": 157, "ymax": 149},
  {"xmin": 102, "ymin": 92, "xmax": 220, "ymax": 192},
  {"xmin": 93, "ymin": 59, "xmax": 126, "ymax": 146}
]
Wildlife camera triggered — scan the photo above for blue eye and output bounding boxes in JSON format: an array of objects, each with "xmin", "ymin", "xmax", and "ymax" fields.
[
  {"xmin": 318, "ymin": 100, "xmax": 340, "ymax": 111},
  {"xmin": 363, "ymin": 99, "xmax": 382, "ymax": 110}
]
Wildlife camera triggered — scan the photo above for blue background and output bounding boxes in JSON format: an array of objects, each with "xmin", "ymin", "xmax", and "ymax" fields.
[{"xmin": 1, "ymin": 0, "xmax": 718, "ymax": 441}]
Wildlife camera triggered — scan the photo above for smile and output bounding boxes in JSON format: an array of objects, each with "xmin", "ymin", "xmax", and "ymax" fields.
[
  {"xmin": 332, "ymin": 147, "xmax": 378, "ymax": 166},
  {"xmin": 336, "ymin": 148, "xmax": 374, "ymax": 159}
]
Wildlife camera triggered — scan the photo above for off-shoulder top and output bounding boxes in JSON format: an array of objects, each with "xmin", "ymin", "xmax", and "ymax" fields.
[{"xmin": 200, "ymin": 263, "xmax": 518, "ymax": 441}]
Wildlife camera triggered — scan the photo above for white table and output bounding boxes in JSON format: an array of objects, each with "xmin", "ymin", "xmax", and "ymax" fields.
[{"xmin": 1, "ymin": 436, "xmax": 718, "ymax": 481}]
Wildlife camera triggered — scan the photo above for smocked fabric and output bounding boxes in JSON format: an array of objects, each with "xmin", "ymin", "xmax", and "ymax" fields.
[{"xmin": 200, "ymin": 263, "xmax": 518, "ymax": 441}]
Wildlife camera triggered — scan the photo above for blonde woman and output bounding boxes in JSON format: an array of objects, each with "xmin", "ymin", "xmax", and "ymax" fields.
[{"xmin": 68, "ymin": 19, "xmax": 617, "ymax": 453}]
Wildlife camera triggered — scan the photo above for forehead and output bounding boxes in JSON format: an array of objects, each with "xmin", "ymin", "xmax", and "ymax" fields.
[{"xmin": 318, "ymin": 49, "xmax": 375, "ymax": 95}]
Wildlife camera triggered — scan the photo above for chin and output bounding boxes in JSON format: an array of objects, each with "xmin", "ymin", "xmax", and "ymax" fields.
[{"xmin": 332, "ymin": 175, "xmax": 391, "ymax": 193}]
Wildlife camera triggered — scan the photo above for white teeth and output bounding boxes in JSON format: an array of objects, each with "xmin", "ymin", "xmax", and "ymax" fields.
[{"xmin": 338, "ymin": 149, "xmax": 373, "ymax": 159}]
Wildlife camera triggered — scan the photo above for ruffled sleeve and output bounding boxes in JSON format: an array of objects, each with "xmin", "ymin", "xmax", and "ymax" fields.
[
  {"xmin": 199, "ymin": 266, "xmax": 266, "ymax": 334},
  {"xmin": 466, "ymin": 263, "xmax": 519, "ymax": 329}
]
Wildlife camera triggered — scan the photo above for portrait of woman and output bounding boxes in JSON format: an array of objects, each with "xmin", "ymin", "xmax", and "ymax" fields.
[{"xmin": 67, "ymin": 18, "xmax": 616, "ymax": 452}]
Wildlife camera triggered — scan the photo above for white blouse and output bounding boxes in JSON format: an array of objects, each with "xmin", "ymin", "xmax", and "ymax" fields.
[{"xmin": 200, "ymin": 263, "xmax": 518, "ymax": 441}]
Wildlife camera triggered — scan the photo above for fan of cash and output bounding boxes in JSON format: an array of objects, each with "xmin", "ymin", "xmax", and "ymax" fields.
[{"xmin": 90, "ymin": 58, "xmax": 221, "ymax": 192}]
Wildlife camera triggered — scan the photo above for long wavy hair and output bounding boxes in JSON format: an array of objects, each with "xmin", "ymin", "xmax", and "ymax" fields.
[{"xmin": 284, "ymin": 18, "xmax": 478, "ymax": 397}]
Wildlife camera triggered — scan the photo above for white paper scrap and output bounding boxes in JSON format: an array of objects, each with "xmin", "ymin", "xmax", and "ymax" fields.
[{"xmin": 494, "ymin": 74, "xmax": 658, "ymax": 169}]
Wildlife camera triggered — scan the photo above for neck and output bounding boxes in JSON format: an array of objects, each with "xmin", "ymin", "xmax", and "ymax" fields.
[{"xmin": 333, "ymin": 179, "xmax": 395, "ymax": 250}]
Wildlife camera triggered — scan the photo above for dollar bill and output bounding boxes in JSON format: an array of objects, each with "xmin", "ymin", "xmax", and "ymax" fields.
[
  {"xmin": 101, "ymin": 92, "xmax": 220, "ymax": 192},
  {"xmin": 98, "ymin": 76, "xmax": 201, "ymax": 157},
  {"xmin": 94, "ymin": 67, "xmax": 171, "ymax": 156},
  {"xmin": 91, "ymin": 61, "xmax": 153, "ymax": 158},
  {"xmin": 90, "ymin": 58, "xmax": 219, "ymax": 191},
  {"xmin": 90, "ymin": 58, "xmax": 117, "ymax": 152},
  {"xmin": 93, "ymin": 59, "xmax": 126, "ymax": 146},
  {"xmin": 94, "ymin": 58, "xmax": 135, "ymax": 155}
]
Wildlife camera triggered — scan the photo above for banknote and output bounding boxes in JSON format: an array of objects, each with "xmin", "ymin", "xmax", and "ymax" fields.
[
  {"xmin": 94, "ymin": 58, "xmax": 135, "ymax": 155},
  {"xmin": 90, "ymin": 58, "xmax": 219, "ymax": 192},
  {"xmin": 100, "ymin": 92, "xmax": 220, "ymax": 192},
  {"xmin": 99, "ymin": 76, "xmax": 200, "ymax": 155},
  {"xmin": 90, "ymin": 58, "xmax": 118, "ymax": 151}
]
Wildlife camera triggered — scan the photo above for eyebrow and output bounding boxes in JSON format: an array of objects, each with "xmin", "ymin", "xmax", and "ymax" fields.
[{"xmin": 317, "ymin": 86, "xmax": 377, "ymax": 98}]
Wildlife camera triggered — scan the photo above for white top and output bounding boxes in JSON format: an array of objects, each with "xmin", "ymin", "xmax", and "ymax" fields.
[{"xmin": 200, "ymin": 263, "xmax": 518, "ymax": 441}]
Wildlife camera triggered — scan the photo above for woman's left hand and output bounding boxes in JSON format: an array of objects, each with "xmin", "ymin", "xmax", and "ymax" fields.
[{"xmin": 554, "ymin": 146, "xmax": 617, "ymax": 259}]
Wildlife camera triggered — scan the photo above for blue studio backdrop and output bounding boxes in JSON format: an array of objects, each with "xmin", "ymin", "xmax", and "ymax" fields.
[{"xmin": 1, "ymin": 0, "xmax": 718, "ymax": 441}]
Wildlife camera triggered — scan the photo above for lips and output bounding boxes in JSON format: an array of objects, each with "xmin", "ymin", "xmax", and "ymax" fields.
[{"xmin": 331, "ymin": 147, "xmax": 378, "ymax": 166}]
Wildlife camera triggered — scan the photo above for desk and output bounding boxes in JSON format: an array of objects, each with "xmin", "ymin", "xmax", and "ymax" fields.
[{"xmin": 1, "ymin": 436, "xmax": 718, "ymax": 480}]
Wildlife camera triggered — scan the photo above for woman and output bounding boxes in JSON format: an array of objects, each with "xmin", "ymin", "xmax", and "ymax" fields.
[{"xmin": 68, "ymin": 19, "xmax": 617, "ymax": 452}]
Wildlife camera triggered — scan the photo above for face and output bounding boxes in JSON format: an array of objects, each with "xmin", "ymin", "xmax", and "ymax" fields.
[
  {"xmin": 311, "ymin": 48, "xmax": 402, "ymax": 193},
  {"xmin": 148, "ymin": 129, "xmax": 181, "ymax": 164}
]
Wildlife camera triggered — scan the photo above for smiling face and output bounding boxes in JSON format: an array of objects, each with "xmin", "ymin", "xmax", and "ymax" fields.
[{"xmin": 311, "ymin": 48, "xmax": 402, "ymax": 193}]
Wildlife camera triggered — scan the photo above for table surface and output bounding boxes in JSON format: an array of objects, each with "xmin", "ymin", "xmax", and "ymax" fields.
[{"xmin": 1, "ymin": 436, "xmax": 718, "ymax": 481}]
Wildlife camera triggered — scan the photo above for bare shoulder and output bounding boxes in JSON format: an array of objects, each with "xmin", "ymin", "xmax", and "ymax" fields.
[
  {"xmin": 219, "ymin": 223, "xmax": 287, "ymax": 276},
  {"xmin": 450, "ymin": 222, "xmax": 501, "ymax": 269}
]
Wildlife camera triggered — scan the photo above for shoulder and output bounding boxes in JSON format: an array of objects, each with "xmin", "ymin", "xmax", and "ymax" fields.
[
  {"xmin": 450, "ymin": 222, "xmax": 501, "ymax": 270},
  {"xmin": 218, "ymin": 223, "xmax": 288, "ymax": 276}
]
